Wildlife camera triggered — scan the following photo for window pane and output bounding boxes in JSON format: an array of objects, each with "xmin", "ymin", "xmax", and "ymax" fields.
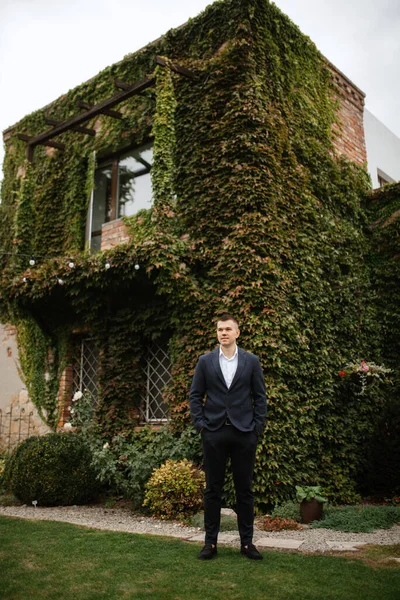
[
  {"xmin": 92, "ymin": 165, "xmax": 112, "ymax": 233},
  {"xmin": 118, "ymin": 144, "xmax": 153, "ymax": 218}
]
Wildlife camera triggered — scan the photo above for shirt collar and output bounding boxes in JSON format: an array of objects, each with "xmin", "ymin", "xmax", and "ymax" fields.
[{"xmin": 219, "ymin": 345, "xmax": 238, "ymax": 360}]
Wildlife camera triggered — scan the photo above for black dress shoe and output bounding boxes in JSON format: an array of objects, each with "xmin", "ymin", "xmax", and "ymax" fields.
[
  {"xmin": 240, "ymin": 543, "xmax": 263, "ymax": 560},
  {"xmin": 198, "ymin": 544, "xmax": 217, "ymax": 560}
]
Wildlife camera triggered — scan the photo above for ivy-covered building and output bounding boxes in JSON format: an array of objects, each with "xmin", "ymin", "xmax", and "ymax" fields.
[{"xmin": 1, "ymin": 0, "xmax": 398, "ymax": 503}]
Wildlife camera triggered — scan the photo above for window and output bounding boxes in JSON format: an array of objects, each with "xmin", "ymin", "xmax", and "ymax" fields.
[
  {"xmin": 377, "ymin": 168, "xmax": 395, "ymax": 188},
  {"xmin": 71, "ymin": 338, "xmax": 171, "ymax": 424},
  {"xmin": 90, "ymin": 142, "xmax": 153, "ymax": 251},
  {"xmin": 72, "ymin": 338, "xmax": 99, "ymax": 403},
  {"xmin": 141, "ymin": 343, "xmax": 171, "ymax": 422}
]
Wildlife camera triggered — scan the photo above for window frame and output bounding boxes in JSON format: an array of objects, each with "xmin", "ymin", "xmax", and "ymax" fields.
[{"xmin": 89, "ymin": 141, "xmax": 153, "ymax": 250}]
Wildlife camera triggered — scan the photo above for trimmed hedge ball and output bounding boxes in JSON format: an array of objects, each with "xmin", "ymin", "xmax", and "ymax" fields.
[{"xmin": 4, "ymin": 433, "xmax": 101, "ymax": 506}]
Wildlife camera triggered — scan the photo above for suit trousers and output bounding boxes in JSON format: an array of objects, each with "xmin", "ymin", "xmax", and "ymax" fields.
[{"xmin": 202, "ymin": 424, "xmax": 258, "ymax": 546}]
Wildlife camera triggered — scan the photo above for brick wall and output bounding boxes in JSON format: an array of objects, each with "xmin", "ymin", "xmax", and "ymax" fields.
[
  {"xmin": 328, "ymin": 61, "xmax": 367, "ymax": 166},
  {"xmin": 101, "ymin": 219, "xmax": 131, "ymax": 250}
]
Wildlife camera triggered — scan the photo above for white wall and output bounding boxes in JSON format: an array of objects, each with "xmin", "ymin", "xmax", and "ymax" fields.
[{"xmin": 364, "ymin": 109, "xmax": 400, "ymax": 189}]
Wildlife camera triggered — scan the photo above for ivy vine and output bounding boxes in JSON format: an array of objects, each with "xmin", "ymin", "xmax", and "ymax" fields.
[{"xmin": 0, "ymin": 0, "xmax": 398, "ymax": 505}]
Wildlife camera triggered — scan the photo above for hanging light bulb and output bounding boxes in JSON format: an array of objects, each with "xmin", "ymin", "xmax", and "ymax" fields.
[
  {"xmin": 29, "ymin": 257, "xmax": 35, "ymax": 266},
  {"xmin": 105, "ymin": 262, "xmax": 111, "ymax": 270},
  {"xmin": 57, "ymin": 278, "xmax": 64, "ymax": 285},
  {"xmin": 22, "ymin": 276, "xmax": 28, "ymax": 283},
  {"xmin": 134, "ymin": 263, "xmax": 140, "ymax": 271},
  {"xmin": 68, "ymin": 261, "xmax": 75, "ymax": 269}
]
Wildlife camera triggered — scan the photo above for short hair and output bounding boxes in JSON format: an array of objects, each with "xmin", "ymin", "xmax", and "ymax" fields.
[{"xmin": 215, "ymin": 313, "xmax": 239, "ymax": 328}]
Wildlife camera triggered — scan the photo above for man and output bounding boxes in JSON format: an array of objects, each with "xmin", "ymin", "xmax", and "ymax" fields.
[{"xmin": 189, "ymin": 313, "xmax": 267, "ymax": 560}]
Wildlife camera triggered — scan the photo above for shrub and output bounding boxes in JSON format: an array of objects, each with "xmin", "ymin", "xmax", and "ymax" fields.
[
  {"xmin": 271, "ymin": 501, "xmax": 301, "ymax": 522},
  {"xmin": 358, "ymin": 398, "xmax": 400, "ymax": 498},
  {"xmin": 3, "ymin": 433, "xmax": 101, "ymax": 506},
  {"xmin": 258, "ymin": 516, "xmax": 303, "ymax": 531},
  {"xmin": 71, "ymin": 412, "xmax": 203, "ymax": 508},
  {"xmin": 143, "ymin": 459, "xmax": 205, "ymax": 520},
  {"xmin": 311, "ymin": 505, "xmax": 400, "ymax": 533}
]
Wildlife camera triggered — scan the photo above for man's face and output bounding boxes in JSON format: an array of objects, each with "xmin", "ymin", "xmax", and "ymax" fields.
[{"xmin": 217, "ymin": 319, "xmax": 240, "ymax": 348}]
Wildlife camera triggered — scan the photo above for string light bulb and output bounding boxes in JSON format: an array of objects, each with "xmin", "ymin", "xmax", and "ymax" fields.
[
  {"xmin": 57, "ymin": 278, "xmax": 64, "ymax": 285},
  {"xmin": 29, "ymin": 257, "xmax": 35, "ymax": 266},
  {"xmin": 105, "ymin": 262, "xmax": 111, "ymax": 270},
  {"xmin": 22, "ymin": 277, "xmax": 28, "ymax": 283},
  {"xmin": 134, "ymin": 263, "xmax": 140, "ymax": 270},
  {"xmin": 68, "ymin": 261, "xmax": 75, "ymax": 269}
]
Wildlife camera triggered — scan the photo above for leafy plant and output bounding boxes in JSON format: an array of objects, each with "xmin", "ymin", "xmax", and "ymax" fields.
[
  {"xmin": 312, "ymin": 505, "xmax": 400, "ymax": 533},
  {"xmin": 143, "ymin": 459, "xmax": 205, "ymax": 520},
  {"xmin": 296, "ymin": 485, "xmax": 327, "ymax": 503},
  {"xmin": 3, "ymin": 433, "xmax": 101, "ymax": 506},
  {"xmin": 271, "ymin": 501, "xmax": 301, "ymax": 522}
]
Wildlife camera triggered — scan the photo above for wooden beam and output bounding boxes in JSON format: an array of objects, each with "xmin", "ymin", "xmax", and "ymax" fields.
[
  {"xmin": 27, "ymin": 76, "xmax": 155, "ymax": 151},
  {"xmin": 114, "ymin": 79, "xmax": 156, "ymax": 101},
  {"xmin": 76, "ymin": 101, "xmax": 123, "ymax": 120},
  {"xmin": 16, "ymin": 133, "xmax": 65, "ymax": 151},
  {"xmin": 155, "ymin": 55, "xmax": 197, "ymax": 80},
  {"xmin": 45, "ymin": 117, "xmax": 96, "ymax": 137}
]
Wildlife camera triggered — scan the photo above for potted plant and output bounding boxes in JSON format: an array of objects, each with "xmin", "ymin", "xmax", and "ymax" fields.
[{"xmin": 295, "ymin": 485, "xmax": 327, "ymax": 524}]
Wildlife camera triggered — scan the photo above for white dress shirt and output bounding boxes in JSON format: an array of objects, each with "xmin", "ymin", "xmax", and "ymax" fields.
[{"xmin": 219, "ymin": 345, "xmax": 238, "ymax": 388}]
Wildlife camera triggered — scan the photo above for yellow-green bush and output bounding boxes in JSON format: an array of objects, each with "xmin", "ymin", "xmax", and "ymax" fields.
[{"xmin": 143, "ymin": 459, "xmax": 205, "ymax": 520}]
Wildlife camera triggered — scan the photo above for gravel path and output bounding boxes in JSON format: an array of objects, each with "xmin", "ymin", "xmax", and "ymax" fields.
[{"xmin": 1, "ymin": 505, "xmax": 399, "ymax": 553}]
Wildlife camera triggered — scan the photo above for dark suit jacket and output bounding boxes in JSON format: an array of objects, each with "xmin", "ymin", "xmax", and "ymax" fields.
[{"xmin": 189, "ymin": 347, "xmax": 267, "ymax": 435}]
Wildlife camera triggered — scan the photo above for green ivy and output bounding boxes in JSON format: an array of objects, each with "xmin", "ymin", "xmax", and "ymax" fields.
[
  {"xmin": 0, "ymin": 0, "xmax": 397, "ymax": 505},
  {"xmin": 16, "ymin": 316, "xmax": 70, "ymax": 430}
]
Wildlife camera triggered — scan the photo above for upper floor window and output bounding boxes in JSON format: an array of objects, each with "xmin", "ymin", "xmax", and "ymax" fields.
[
  {"xmin": 90, "ymin": 142, "xmax": 153, "ymax": 251},
  {"xmin": 377, "ymin": 168, "xmax": 395, "ymax": 189}
]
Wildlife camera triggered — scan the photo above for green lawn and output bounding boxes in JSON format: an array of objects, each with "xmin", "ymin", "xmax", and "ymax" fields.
[{"xmin": 1, "ymin": 516, "xmax": 399, "ymax": 600}]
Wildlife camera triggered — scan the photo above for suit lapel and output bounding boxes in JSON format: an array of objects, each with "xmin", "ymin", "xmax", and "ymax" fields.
[
  {"xmin": 229, "ymin": 347, "xmax": 247, "ymax": 391},
  {"xmin": 211, "ymin": 347, "xmax": 227, "ymax": 388}
]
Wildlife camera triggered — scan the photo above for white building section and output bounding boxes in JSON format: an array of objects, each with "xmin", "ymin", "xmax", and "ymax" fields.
[{"xmin": 364, "ymin": 109, "xmax": 400, "ymax": 189}]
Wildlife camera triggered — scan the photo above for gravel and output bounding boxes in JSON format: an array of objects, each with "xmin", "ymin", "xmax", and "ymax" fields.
[{"xmin": 1, "ymin": 505, "xmax": 399, "ymax": 553}]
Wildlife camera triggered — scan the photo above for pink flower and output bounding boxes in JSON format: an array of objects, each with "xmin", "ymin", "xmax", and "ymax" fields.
[{"xmin": 362, "ymin": 365, "xmax": 369, "ymax": 372}]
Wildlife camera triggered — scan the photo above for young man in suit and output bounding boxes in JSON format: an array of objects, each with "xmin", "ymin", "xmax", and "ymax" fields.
[{"xmin": 189, "ymin": 313, "xmax": 267, "ymax": 560}]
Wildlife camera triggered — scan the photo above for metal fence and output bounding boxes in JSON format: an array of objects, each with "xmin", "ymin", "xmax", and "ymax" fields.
[{"xmin": 0, "ymin": 405, "xmax": 35, "ymax": 453}]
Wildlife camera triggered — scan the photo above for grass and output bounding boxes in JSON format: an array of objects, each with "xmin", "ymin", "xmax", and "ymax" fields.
[{"xmin": 1, "ymin": 516, "xmax": 400, "ymax": 600}]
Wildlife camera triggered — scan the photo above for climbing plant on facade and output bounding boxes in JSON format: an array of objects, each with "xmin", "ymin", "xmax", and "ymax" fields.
[{"xmin": 0, "ymin": 0, "xmax": 396, "ymax": 505}]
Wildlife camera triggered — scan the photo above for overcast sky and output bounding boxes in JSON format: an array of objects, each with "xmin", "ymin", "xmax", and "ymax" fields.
[{"xmin": 1, "ymin": 0, "xmax": 399, "ymax": 180}]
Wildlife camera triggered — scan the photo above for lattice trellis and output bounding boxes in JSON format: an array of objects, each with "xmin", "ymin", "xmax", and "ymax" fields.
[
  {"xmin": 72, "ymin": 338, "xmax": 99, "ymax": 404},
  {"xmin": 141, "ymin": 343, "xmax": 171, "ymax": 422}
]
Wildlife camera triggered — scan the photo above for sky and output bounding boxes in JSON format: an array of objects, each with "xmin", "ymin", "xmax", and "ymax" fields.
[{"xmin": 1, "ymin": 0, "xmax": 399, "ymax": 180}]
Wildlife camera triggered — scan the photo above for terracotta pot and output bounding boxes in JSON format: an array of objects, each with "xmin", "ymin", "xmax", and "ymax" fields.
[{"xmin": 300, "ymin": 498, "xmax": 323, "ymax": 524}]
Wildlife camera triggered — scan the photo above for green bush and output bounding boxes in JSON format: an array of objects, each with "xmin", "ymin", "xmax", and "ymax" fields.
[
  {"xmin": 74, "ymin": 418, "xmax": 203, "ymax": 508},
  {"xmin": 311, "ymin": 505, "xmax": 400, "ymax": 533},
  {"xmin": 3, "ymin": 433, "xmax": 101, "ymax": 506},
  {"xmin": 143, "ymin": 459, "xmax": 205, "ymax": 520},
  {"xmin": 358, "ymin": 397, "xmax": 400, "ymax": 498},
  {"xmin": 271, "ymin": 501, "xmax": 301, "ymax": 522}
]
